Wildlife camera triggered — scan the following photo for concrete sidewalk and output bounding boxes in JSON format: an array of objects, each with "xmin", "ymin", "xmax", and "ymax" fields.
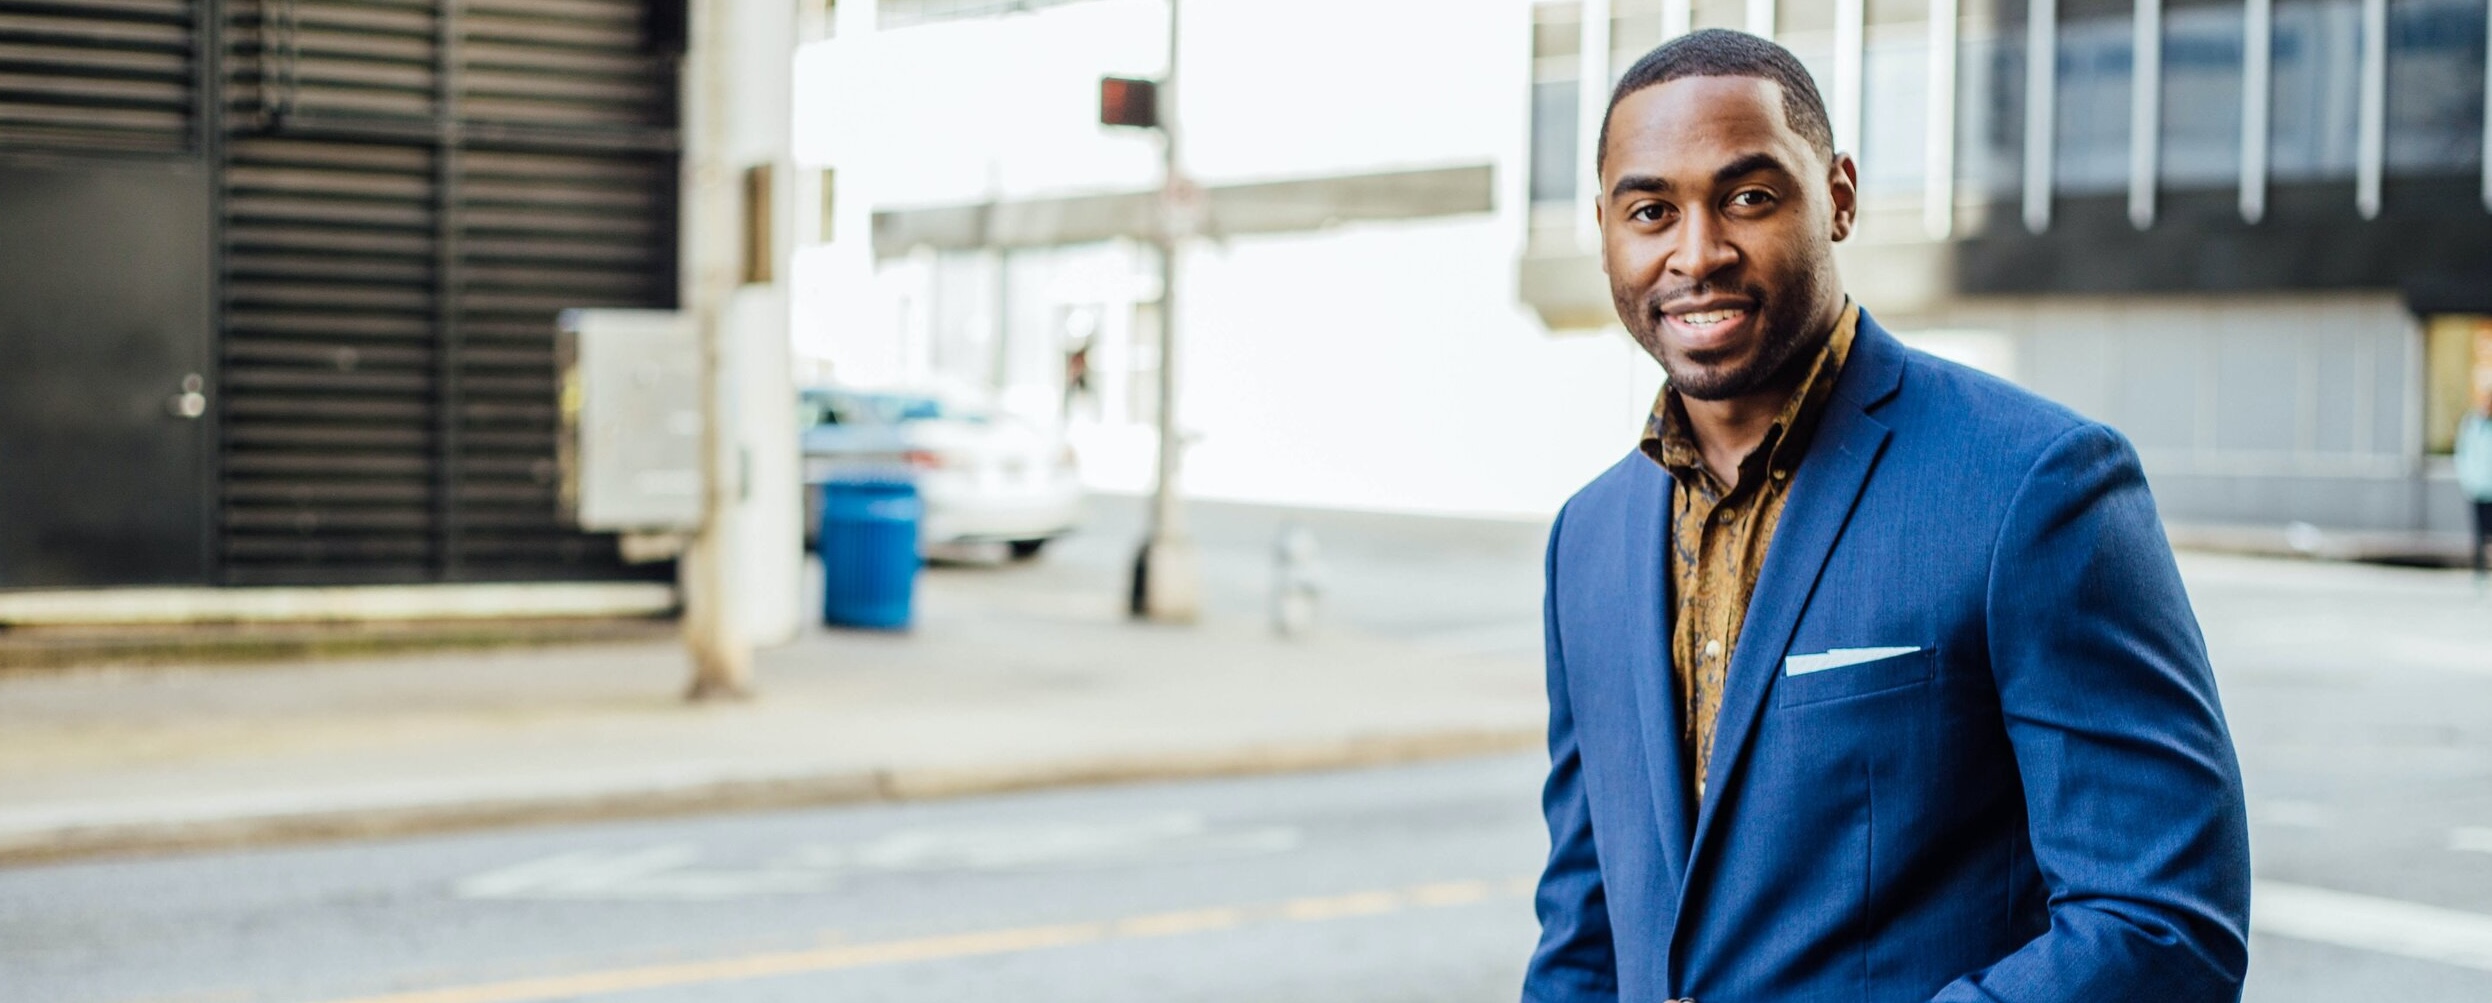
[{"xmin": 0, "ymin": 562, "xmax": 1547, "ymax": 865}]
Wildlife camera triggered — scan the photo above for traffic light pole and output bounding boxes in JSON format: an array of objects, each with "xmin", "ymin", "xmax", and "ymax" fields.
[{"xmin": 1131, "ymin": 0, "xmax": 1201, "ymax": 623}]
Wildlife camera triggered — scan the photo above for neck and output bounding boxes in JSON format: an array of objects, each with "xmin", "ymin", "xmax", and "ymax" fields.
[
  {"xmin": 1681, "ymin": 382, "xmax": 1796, "ymax": 491},
  {"xmin": 1680, "ymin": 299, "xmax": 1844, "ymax": 488}
]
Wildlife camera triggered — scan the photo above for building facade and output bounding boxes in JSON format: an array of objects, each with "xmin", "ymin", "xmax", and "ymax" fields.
[
  {"xmin": 1522, "ymin": 0, "xmax": 2492, "ymax": 550},
  {"xmin": 0, "ymin": 0, "xmax": 689, "ymax": 589}
]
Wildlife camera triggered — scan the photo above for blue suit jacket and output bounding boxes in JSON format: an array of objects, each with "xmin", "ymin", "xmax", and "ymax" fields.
[{"xmin": 1524, "ymin": 313, "xmax": 2251, "ymax": 1002}]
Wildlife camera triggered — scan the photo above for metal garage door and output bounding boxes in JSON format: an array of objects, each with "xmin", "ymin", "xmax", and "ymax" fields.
[{"xmin": 216, "ymin": 0, "xmax": 679, "ymax": 585}]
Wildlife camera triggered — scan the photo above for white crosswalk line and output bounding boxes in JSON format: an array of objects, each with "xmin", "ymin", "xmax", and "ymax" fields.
[{"xmin": 2255, "ymin": 880, "xmax": 2492, "ymax": 971}]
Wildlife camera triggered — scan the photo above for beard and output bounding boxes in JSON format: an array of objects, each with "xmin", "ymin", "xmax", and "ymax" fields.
[{"xmin": 1618, "ymin": 272, "xmax": 1832, "ymax": 403}]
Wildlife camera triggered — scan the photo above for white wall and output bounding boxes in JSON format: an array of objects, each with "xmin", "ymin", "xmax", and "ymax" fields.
[{"xmin": 793, "ymin": 0, "xmax": 1667, "ymax": 520}]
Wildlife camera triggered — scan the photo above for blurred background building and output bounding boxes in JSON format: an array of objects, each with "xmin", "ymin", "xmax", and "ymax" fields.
[
  {"xmin": 0, "ymin": 0, "xmax": 692, "ymax": 589},
  {"xmin": 5, "ymin": 0, "xmax": 2488, "ymax": 599},
  {"xmin": 1517, "ymin": 0, "xmax": 2492, "ymax": 551},
  {"xmin": 0, "ymin": 0, "xmax": 805, "ymax": 643},
  {"xmin": 800, "ymin": 0, "xmax": 2490, "ymax": 553}
]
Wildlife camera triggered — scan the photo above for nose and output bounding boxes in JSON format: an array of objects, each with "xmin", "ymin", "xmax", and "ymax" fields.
[{"xmin": 1668, "ymin": 208, "xmax": 1738, "ymax": 286}]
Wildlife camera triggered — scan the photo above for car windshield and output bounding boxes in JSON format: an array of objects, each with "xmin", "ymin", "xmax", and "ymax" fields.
[{"xmin": 799, "ymin": 391, "xmax": 979, "ymax": 430}]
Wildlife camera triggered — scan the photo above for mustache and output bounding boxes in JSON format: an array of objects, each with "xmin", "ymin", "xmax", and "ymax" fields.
[{"xmin": 1645, "ymin": 281, "xmax": 1764, "ymax": 315}]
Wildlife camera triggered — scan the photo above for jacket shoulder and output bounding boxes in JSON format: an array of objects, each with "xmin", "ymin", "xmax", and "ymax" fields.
[
  {"xmin": 1558, "ymin": 449, "xmax": 1664, "ymax": 529},
  {"xmin": 1884, "ymin": 345, "xmax": 2112, "ymax": 471}
]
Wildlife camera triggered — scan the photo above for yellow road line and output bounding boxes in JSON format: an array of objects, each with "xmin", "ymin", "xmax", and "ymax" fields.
[{"xmin": 308, "ymin": 876, "xmax": 1533, "ymax": 1003}]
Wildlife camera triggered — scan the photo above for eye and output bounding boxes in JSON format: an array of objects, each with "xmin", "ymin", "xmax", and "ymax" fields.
[
  {"xmin": 1628, "ymin": 201, "xmax": 1672, "ymax": 224},
  {"xmin": 1726, "ymin": 189, "xmax": 1777, "ymax": 211}
]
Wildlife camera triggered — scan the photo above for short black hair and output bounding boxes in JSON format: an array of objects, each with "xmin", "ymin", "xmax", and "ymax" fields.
[{"xmin": 1596, "ymin": 28, "xmax": 1836, "ymax": 178}]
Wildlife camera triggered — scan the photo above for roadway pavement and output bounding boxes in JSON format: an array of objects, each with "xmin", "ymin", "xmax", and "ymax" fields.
[{"xmin": 5, "ymin": 496, "xmax": 2492, "ymax": 1000}]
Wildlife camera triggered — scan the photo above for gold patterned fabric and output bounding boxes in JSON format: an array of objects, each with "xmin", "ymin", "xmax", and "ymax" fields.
[{"xmin": 1640, "ymin": 303, "xmax": 1858, "ymax": 798}]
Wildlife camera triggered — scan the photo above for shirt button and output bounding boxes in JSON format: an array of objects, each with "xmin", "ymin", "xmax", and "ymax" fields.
[
  {"xmin": 1771, "ymin": 468, "xmax": 1789, "ymax": 481},
  {"xmin": 1703, "ymin": 639, "xmax": 1723, "ymax": 659}
]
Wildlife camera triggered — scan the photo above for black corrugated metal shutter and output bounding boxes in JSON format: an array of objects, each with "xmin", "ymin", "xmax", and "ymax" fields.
[
  {"xmin": 216, "ymin": 0, "xmax": 677, "ymax": 585},
  {"xmin": 0, "ymin": 0, "xmax": 196, "ymax": 154}
]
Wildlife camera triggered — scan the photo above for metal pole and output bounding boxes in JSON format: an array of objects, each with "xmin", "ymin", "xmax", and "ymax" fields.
[{"xmin": 1133, "ymin": 0, "xmax": 1200, "ymax": 622}]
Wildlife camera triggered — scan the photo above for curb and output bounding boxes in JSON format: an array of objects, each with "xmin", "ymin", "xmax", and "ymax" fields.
[
  {"xmin": 0, "ymin": 617, "xmax": 679, "ymax": 673},
  {"xmin": 0, "ymin": 726, "xmax": 1544, "ymax": 867}
]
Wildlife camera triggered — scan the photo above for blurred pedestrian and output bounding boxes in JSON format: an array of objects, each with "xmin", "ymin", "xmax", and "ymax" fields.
[
  {"xmin": 1061, "ymin": 334, "xmax": 1095, "ymax": 420},
  {"xmin": 1525, "ymin": 29, "xmax": 2248, "ymax": 1003},
  {"xmin": 2457, "ymin": 388, "xmax": 2492, "ymax": 587}
]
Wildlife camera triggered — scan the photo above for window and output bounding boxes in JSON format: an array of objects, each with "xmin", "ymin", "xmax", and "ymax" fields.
[
  {"xmin": 1532, "ymin": 3, "xmax": 1586, "ymax": 209},
  {"xmin": 2052, "ymin": 7, "xmax": 2134, "ymax": 195},
  {"xmin": 2153, "ymin": 0, "xmax": 2244, "ymax": 191},
  {"xmin": 2268, "ymin": 0, "xmax": 2364, "ymax": 181},
  {"xmin": 2386, "ymin": 0, "xmax": 2488, "ymax": 175}
]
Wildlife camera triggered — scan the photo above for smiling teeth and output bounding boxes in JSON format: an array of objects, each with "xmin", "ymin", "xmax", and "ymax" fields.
[{"xmin": 1679, "ymin": 309, "xmax": 1745, "ymax": 325}]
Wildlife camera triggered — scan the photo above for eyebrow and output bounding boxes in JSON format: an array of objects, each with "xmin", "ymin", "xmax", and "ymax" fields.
[{"xmin": 1606, "ymin": 151, "xmax": 1798, "ymax": 201}]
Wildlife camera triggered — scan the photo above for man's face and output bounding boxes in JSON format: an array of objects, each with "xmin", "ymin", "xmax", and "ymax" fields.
[{"xmin": 1597, "ymin": 76, "xmax": 1856, "ymax": 402}]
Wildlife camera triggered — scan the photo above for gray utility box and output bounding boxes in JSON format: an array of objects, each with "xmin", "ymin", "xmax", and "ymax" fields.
[{"xmin": 556, "ymin": 309, "xmax": 703, "ymax": 532}]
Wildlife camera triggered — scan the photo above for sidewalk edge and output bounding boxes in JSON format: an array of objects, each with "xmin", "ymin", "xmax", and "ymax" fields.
[{"xmin": 0, "ymin": 727, "xmax": 1542, "ymax": 867}]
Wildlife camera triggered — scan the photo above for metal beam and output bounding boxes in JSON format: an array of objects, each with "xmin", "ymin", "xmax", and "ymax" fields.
[
  {"xmin": 1925, "ymin": 0, "xmax": 1959, "ymax": 238},
  {"xmin": 2023, "ymin": 0, "xmax": 2056, "ymax": 233},
  {"xmin": 1834, "ymin": 0, "xmax": 1863, "ymax": 156},
  {"xmin": 2356, "ymin": 0, "xmax": 2386, "ymax": 219},
  {"xmin": 1576, "ymin": 0, "xmax": 1612, "ymax": 252},
  {"xmin": 2129, "ymin": 0, "xmax": 2161, "ymax": 229},
  {"xmin": 2241, "ymin": 0, "xmax": 2271, "ymax": 223},
  {"xmin": 870, "ymin": 165, "xmax": 1498, "ymax": 257}
]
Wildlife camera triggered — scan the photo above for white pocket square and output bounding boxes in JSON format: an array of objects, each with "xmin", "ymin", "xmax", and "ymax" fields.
[{"xmin": 1785, "ymin": 646, "xmax": 1922, "ymax": 676}]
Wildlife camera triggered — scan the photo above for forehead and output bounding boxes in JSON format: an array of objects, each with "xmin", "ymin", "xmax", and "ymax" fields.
[{"xmin": 1603, "ymin": 75, "xmax": 1806, "ymax": 180}]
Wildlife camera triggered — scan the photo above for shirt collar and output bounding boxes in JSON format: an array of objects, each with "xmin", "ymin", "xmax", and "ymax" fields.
[{"xmin": 1640, "ymin": 300, "xmax": 1859, "ymax": 494}]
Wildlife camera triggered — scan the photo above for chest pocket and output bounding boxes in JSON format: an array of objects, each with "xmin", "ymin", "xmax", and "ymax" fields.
[{"xmin": 1776, "ymin": 645, "xmax": 1936, "ymax": 707}]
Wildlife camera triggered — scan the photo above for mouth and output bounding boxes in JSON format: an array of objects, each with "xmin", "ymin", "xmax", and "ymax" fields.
[{"xmin": 1659, "ymin": 302, "xmax": 1757, "ymax": 352}]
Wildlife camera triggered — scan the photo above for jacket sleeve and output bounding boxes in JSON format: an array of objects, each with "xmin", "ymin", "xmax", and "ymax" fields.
[
  {"xmin": 1930, "ymin": 423, "xmax": 2252, "ymax": 1003},
  {"xmin": 1523, "ymin": 504, "xmax": 1621, "ymax": 1003}
]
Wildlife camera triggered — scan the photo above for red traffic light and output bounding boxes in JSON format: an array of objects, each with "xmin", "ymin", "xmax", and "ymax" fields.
[{"xmin": 1099, "ymin": 76, "xmax": 1159, "ymax": 129}]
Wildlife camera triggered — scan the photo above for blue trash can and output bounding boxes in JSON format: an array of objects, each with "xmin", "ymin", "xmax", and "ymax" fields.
[{"xmin": 818, "ymin": 475, "xmax": 922, "ymax": 629}]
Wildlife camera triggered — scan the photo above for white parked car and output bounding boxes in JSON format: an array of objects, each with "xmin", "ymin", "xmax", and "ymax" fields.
[{"xmin": 800, "ymin": 388, "xmax": 1082, "ymax": 559}]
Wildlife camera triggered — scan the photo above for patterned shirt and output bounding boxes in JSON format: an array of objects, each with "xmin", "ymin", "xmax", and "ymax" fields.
[{"xmin": 1640, "ymin": 303, "xmax": 1859, "ymax": 798}]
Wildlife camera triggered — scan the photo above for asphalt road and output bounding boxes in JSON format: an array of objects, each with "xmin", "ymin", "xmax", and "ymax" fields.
[
  {"xmin": 2, "ymin": 755, "xmax": 1549, "ymax": 1003},
  {"xmin": 7, "ymin": 498, "xmax": 2492, "ymax": 1001}
]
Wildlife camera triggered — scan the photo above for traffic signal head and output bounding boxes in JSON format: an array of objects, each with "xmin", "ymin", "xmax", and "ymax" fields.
[{"xmin": 1099, "ymin": 76, "xmax": 1159, "ymax": 129}]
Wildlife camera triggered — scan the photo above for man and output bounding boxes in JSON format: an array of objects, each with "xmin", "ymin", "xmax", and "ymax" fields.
[
  {"xmin": 1524, "ymin": 30, "xmax": 2250, "ymax": 1003},
  {"xmin": 2458, "ymin": 387, "xmax": 2492, "ymax": 588}
]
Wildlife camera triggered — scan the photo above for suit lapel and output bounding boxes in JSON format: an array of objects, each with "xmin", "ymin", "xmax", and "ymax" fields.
[
  {"xmin": 1672, "ymin": 316, "xmax": 1906, "ymax": 917},
  {"xmin": 1621, "ymin": 462, "xmax": 1697, "ymax": 889}
]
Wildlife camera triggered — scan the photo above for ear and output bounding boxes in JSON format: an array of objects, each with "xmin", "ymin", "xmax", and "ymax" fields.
[
  {"xmin": 1826, "ymin": 153, "xmax": 1859, "ymax": 242},
  {"xmin": 1593, "ymin": 188, "xmax": 1610, "ymax": 275}
]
